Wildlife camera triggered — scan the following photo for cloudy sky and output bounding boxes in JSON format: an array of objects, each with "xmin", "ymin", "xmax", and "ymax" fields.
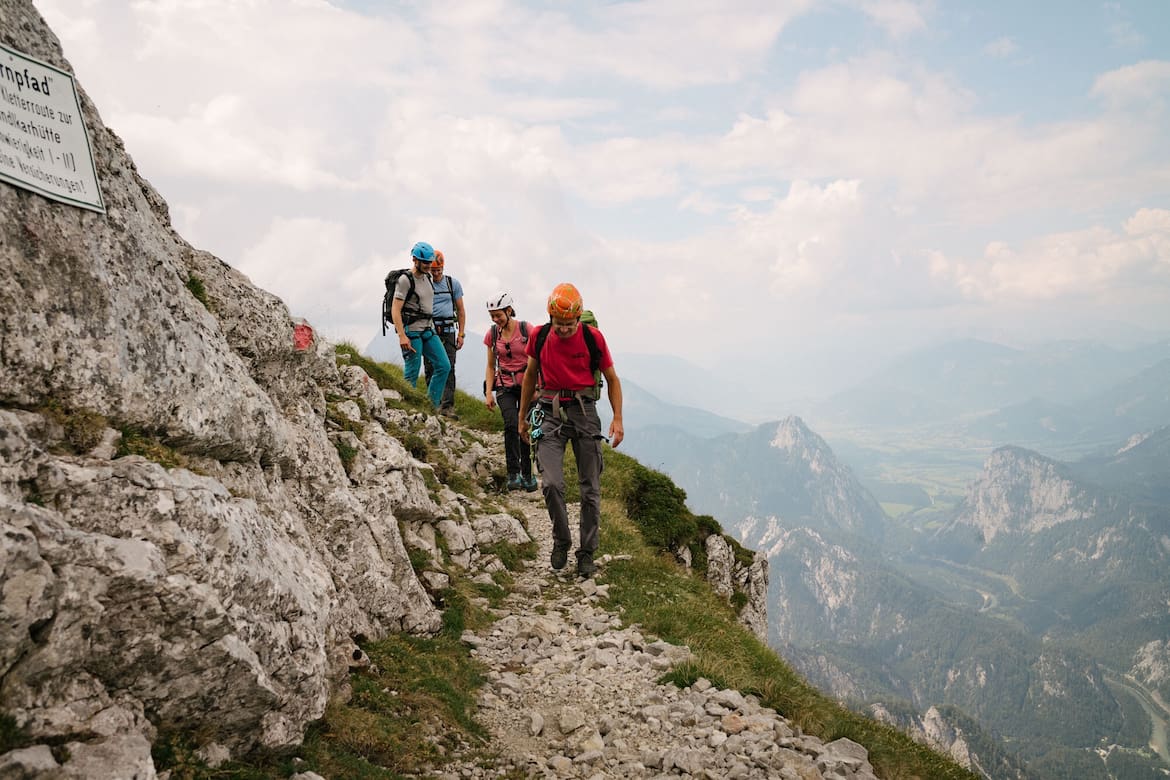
[{"xmin": 38, "ymin": 0, "xmax": 1170, "ymax": 401}]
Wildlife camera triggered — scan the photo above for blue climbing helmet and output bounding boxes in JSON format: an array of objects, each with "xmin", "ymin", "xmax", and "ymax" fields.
[{"xmin": 410, "ymin": 241, "xmax": 435, "ymax": 263}]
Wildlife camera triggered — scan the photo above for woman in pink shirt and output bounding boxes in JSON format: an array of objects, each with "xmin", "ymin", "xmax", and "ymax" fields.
[{"xmin": 483, "ymin": 292, "xmax": 537, "ymax": 491}]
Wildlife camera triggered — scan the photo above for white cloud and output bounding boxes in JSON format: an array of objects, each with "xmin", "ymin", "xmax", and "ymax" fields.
[
  {"xmin": 983, "ymin": 36, "xmax": 1018, "ymax": 59},
  {"xmin": 1126, "ymin": 207, "xmax": 1170, "ymax": 237},
  {"xmin": 930, "ymin": 208, "xmax": 1170, "ymax": 302},
  {"xmin": 35, "ymin": 0, "xmax": 1170, "ymax": 377},
  {"xmin": 595, "ymin": 178, "xmax": 868, "ymax": 350},
  {"xmin": 494, "ymin": 96, "xmax": 616, "ymax": 123},
  {"xmin": 416, "ymin": 0, "xmax": 805, "ymax": 90},
  {"xmin": 686, "ymin": 57, "xmax": 1169, "ymax": 225},
  {"xmin": 238, "ymin": 217, "xmax": 369, "ymax": 337},
  {"xmin": 742, "ymin": 179, "xmax": 865, "ymax": 299},
  {"xmin": 109, "ymin": 95, "xmax": 354, "ymax": 190},
  {"xmin": 854, "ymin": 0, "xmax": 929, "ymax": 38},
  {"xmin": 1091, "ymin": 59, "xmax": 1170, "ymax": 108}
]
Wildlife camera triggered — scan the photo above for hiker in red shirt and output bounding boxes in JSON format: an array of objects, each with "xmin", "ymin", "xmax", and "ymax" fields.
[{"xmin": 519, "ymin": 283, "xmax": 624, "ymax": 578}]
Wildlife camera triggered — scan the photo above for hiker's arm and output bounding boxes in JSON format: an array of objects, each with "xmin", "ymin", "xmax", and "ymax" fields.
[
  {"xmin": 484, "ymin": 345, "xmax": 497, "ymax": 409},
  {"xmin": 390, "ymin": 298, "xmax": 412, "ymax": 351},
  {"xmin": 455, "ymin": 297, "xmax": 467, "ymax": 350},
  {"xmin": 602, "ymin": 366, "xmax": 623, "ymax": 448},
  {"xmin": 517, "ymin": 358, "xmax": 539, "ymax": 438}
]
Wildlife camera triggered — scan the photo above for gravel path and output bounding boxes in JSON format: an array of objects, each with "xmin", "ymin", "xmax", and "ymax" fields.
[{"xmin": 426, "ymin": 491, "xmax": 880, "ymax": 780}]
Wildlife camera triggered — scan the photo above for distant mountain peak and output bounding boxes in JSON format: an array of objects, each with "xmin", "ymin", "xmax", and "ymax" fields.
[
  {"xmin": 769, "ymin": 415, "xmax": 816, "ymax": 449},
  {"xmin": 955, "ymin": 445, "xmax": 1097, "ymax": 542}
]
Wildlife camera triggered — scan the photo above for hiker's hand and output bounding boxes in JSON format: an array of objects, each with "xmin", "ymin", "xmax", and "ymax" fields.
[
  {"xmin": 609, "ymin": 419, "xmax": 624, "ymax": 448},
  {"xmin": 485, "ymin": 393, "xmax": 496, "ymax": 410},
  {"xmin": 456, "ymin": 333, "xmax": 465, "ymax": 350},
  {"xmin": 519, "ymin": 419, "xmax": 530, "ymax": 439},
  {"xmin": 399, "ymin": 335, "xmax": 414, "ymax": 355}
]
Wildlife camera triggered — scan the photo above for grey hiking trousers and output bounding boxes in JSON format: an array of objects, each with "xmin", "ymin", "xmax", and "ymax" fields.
[{"xmin": 534, "ymin": 398, "xmax": 605, "ymax": 557}]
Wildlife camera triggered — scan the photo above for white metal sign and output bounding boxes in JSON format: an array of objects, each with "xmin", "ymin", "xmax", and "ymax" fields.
[{"xmin": 0, "ymin": 42, "xmax": 104, "ymax": 213}]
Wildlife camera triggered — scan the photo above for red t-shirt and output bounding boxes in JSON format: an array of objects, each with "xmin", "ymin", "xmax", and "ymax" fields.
[{"xmin": 526, "ymin": 324, "xmax": 613, "ymax": 392}]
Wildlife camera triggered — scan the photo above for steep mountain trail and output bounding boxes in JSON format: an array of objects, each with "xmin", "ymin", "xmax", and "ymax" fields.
[{"xmin": 426, "ymin": 486, "xmax": 880, "ymax": 779}]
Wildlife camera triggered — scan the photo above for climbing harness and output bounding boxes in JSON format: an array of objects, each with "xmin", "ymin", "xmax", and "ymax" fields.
[
  {"xmin": 526, "ymin": 405, "xmax": 545, "ymax": 473},
  {"xmin": 527, "ymin": 405, "xmax": 546, "ymax": 442}
]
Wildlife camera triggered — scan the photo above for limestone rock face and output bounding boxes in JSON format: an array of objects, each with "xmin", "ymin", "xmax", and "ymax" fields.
[
  {"xmin": 704, "ymin": 534, "xmax": 769, "ymax": 642},
  {"xmin": 1133, "ymin": 639, "xmax": 1170, "ymax": 700},
  {"xmin": 0, "ymin": 0, "xmax": 482, "ymax": 773},
  {"xmin": 954, "ymin": 446, "xmax": 1097, "ymax": 543}
]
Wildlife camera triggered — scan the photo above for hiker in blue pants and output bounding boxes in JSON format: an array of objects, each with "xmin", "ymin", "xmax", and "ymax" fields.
[
  {"xmin": 391, "ymin": 241, "xmax": 450, "ymax": 409},
  {"xmin": 424, "ymin": 250, "xmax": 466, "ymax": 418}
]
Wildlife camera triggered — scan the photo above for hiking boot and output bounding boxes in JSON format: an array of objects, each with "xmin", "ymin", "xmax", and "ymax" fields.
[
  {"xmin": 439, "ymin": 407, "xmax": 458, "ymax": 419},
  {"xmin": 522, "ymin": 474, "xmax": 539, "ymax": 492},
  {"xmin": 550, "ymin": 543, "xmax": 570, "ymax": 571},
  {"xmin": 506, "ymin": 474, "xmax": 523, "ymax": 491},
  {"xmin": 577, "ymin": 551, "xmax": 596, "ymax": 579}
]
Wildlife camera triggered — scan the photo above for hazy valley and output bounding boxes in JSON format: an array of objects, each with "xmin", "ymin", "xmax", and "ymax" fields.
[{"xmin": 619, "ymin": 337, "xmax": 1170, "ymax": 780}]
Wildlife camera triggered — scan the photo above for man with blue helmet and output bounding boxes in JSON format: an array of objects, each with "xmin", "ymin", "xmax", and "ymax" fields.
[{"xmin": 390, "ymin": 241, "xmax": 451, "ymax": 409}]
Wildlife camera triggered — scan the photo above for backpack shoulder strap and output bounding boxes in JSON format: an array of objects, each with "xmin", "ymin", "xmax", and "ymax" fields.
[
  {"xmin": 532, "ymin": 323, "xmax": 551, "ymax": 388},
  {"xmin": 533, "ymin": 322, "xmax": 551, "ymax": 363},
  {"xmin": 496, "ymin": 321, "xmax": 530, "ymax": 355},
  {"xmin": 581, "ymin": 324, "xmax": 602, "ymax": 373}
]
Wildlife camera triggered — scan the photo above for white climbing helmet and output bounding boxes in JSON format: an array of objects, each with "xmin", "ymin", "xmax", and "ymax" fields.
[{"xmin": 486, "ymin": 292, "xmax": 513, "ymax": 311}]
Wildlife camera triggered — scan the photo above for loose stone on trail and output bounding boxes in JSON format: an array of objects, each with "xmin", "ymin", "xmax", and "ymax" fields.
[{"xmin": 431, "ymin": 496, "xmax": 878, "ymax": 779}]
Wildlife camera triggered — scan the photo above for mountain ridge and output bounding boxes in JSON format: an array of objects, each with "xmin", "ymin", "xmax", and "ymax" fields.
[{"xmin": 632, "ymin": 404, "xmax": 1170, "ymax": 777}]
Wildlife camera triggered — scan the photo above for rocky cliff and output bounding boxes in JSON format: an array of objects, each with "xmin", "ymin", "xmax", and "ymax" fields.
[
  {"xmin": 951, "ymin": 446, "xmax": 1098, "ymax": 543},
  {"xmin": 0, "ymin": 1, "xmax": 496, "ymax": 773},
  {"xmin": 0, "ymin": 4, "xmax": 773, "ymax": 776}
]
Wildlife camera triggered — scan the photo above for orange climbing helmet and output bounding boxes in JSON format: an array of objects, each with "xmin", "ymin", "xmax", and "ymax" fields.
[
  {"xmin": 433, "ymin": 250, "xmax": 445, "ymax": 267},
  {"xmin": 547, "ymin": 283, "xmax": 583, "ymax": 319}
]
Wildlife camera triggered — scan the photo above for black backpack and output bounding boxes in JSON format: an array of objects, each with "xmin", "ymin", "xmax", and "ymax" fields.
[
  {"xmin": 381, "ymin": 269, "xmax": 425, "ymax": 335},
  {"xmin": 532, "ymin": 320, "xmax": 603, "ymax": 400}
]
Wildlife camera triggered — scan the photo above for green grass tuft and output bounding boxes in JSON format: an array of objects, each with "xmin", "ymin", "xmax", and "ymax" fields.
[
  {"xmin": 185, "ymin": 274, "xmax": 211, "ymax": 311},
  {"xmin": 332, "ymin": 342, "xmax": 505, "ymax": 433},
  {"xmin": 290, "ymin": 625, "xmax": 488, "ymax": 779},
  {"xmin": 39, "ymin": 400, "xmax": 107, "ymax": 454},
  {"xmin": 116, "ymin": 427, "xmax": 187, "ymax": 469},
  {"xmin": 406, "ymin": 546, "xmax": 432, "ymax": 572},
  {"xmin": 479, "ymin": 540, "xmax": 537, "ymax": 572},
  {"xmin": 333, "ymin": 436, "xmax": 359, "ymax": 474},
  {"xmin": 334, "ymin": 343, "xmax": 431, "ymax": 413},
  {"xmin": 0, "ymin": 714, "xmax": 30, "ymax": 754}
]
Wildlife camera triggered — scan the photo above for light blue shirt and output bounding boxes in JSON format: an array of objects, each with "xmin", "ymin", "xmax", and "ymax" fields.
[{"xmin": 431, "ymin": 274, "xmax": 463, "ymax": 321}]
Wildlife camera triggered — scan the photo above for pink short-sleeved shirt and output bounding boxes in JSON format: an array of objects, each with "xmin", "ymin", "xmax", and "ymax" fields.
[{"xmin": 484, "ymin": 321, "xmax": 533, "ymax": 387}]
